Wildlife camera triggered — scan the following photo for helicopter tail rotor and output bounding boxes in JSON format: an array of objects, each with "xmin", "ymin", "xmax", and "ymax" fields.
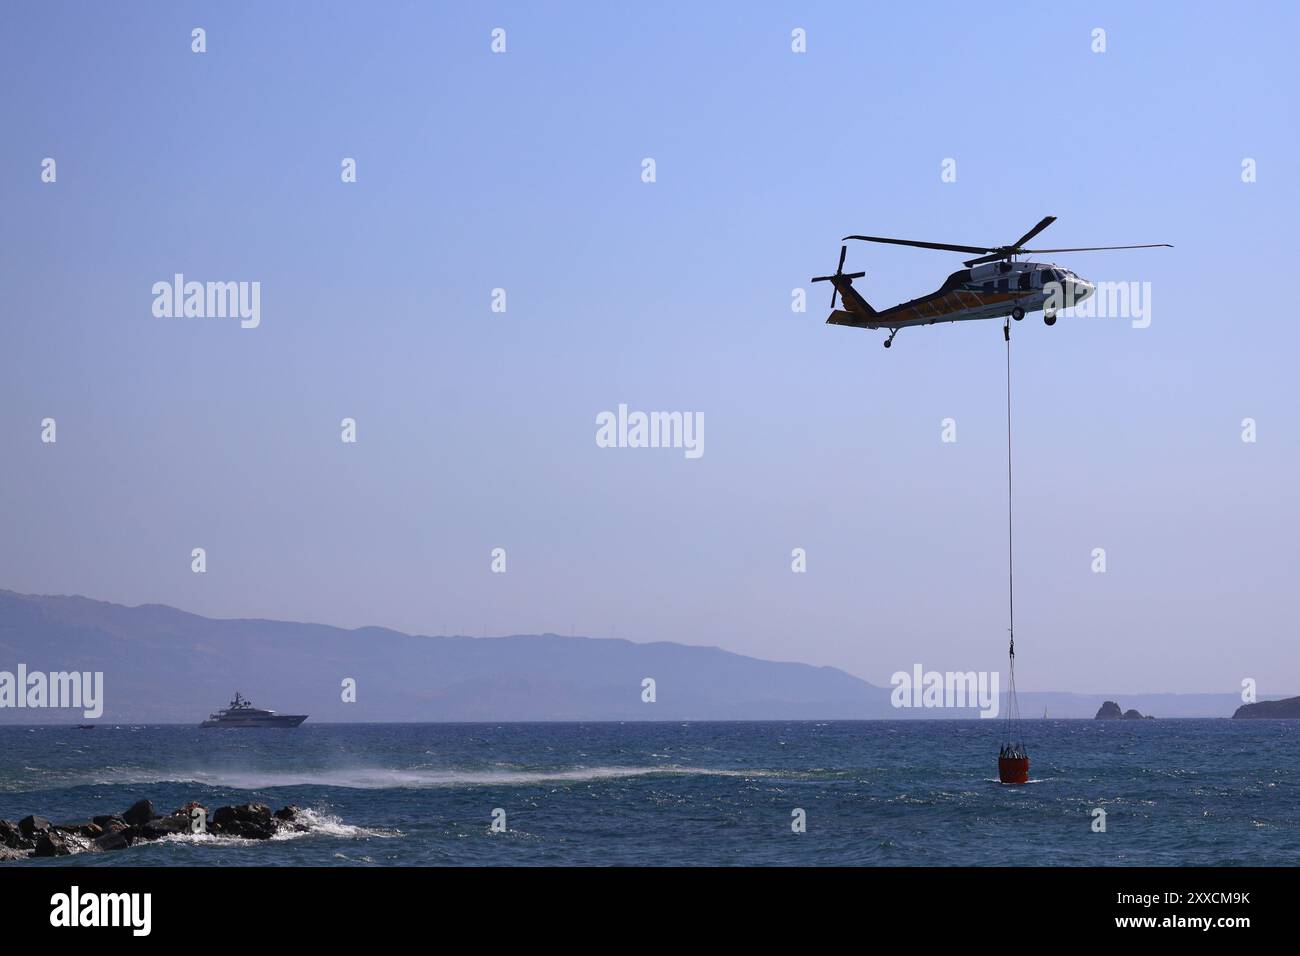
[{"xmin": 811, "ymin": 245, "xmax": 866, "ymax": 309}]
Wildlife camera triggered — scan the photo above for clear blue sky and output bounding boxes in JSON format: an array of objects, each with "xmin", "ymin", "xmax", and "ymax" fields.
[{"xmin": 2, "ymin": 1, "xmax": 1297, "ymax": 695}]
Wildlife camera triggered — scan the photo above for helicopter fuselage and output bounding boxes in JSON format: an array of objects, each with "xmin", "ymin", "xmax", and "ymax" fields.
[{"xmin": 828, "ymin": 260, "xmax": 1094, "ymax": 331}]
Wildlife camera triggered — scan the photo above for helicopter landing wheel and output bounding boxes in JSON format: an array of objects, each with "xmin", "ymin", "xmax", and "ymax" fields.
[
  {"xmin": 1012, "ymin": 307, "xmax": 1024, "ymax": 321},
  {"xmin": 1044, "ymin": 312, "xmax": 1057, "ymax": 326},
  {"xmin": 883, "ymin": 339, "xmax": 891, "ymax": 348}
]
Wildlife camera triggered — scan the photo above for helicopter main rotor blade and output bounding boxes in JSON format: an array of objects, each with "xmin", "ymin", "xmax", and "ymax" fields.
[
  {"xmin": 1020, "ymin": 244, "xmax": 1174, "ymax": 253},
  {"xmin": 963, "ymin": 242, "xmax": 1174, "ymax": 266},
  {"xmin": 963, "ymin": 252, "xmax": 1010, "ymax": 267},
  {"xmin": 1010, "ymin": 215, "xmax": 1057, "ymax": 250},
  {"xmin": 843, "ymin": 235, "xmax": 991, "ymax": 255}
]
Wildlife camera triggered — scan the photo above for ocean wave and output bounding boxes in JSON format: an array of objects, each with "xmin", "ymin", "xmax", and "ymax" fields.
[{"xmin": 92, "ymin": 765, "xmax": 774, "ymax": 791}]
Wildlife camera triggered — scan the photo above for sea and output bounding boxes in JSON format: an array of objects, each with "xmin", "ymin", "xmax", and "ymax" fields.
[{"xmin": 1, "ymin": 720, "xmax": 1296, "ymax": 866}]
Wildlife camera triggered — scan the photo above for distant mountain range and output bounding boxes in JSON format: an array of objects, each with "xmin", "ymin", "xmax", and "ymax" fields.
[{"xmin": 0, "ymin": 590, "xmax": 1270, "ymax": 723}]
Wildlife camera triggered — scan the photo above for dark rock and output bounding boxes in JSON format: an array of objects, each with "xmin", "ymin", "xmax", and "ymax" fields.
[
  {"xmin": 18, "ymin": 815, "xmax": 51, "ymax": 839},
  {"xmin": 1233, "ymin": 695, "xmax": 1300, "ymax": 719},
  {"xmin": 2, "ymin": 797, "xmax": 323, "ymax": 857},
  {"xmin": 0, "ymin": 820, "xmax": 33, "ymax": 850},
  {"xmin": 122, "ymin": 800, "xmax": 157, "ymax": 826},
  {"xmin": 1122, "ymin": 708, "xmax": 1150, "ymax": 720},
  {"xmin": 92, "ymin": 829, "xmax": 131, "ymax": 852},
  {"xmin": 225, "ymin": 819, "xmax": 277, "ymax": 839},
  {"xmin": 172, "ymin": 802, "xmax": 208, "ymax": 832},
  {"xmin": 53, "ymin": 822, "xmax": 103, "ymax": 839},
  {"xmin": 213, "ymin": 803, "xmax": 270, "ymax": 826},
  {"xmin": 212, "ymin": 806, "xmax": 237, "ymax": 828},
  {"xmin": 274, "ymin": 806, "xmax": 308, "ymax": 832},
  {"xmin": 211, "ymin": 803, "xmax": 276, "ymax": 839},
  {"xmin": 242, "ymin": 802, "xmax": 272, "ymax": 821},
  {"xmin": 136, "ymin": 813, "xmax": 192, "ymax": 841},
  {"xmin": 33, "ymin": 831, "xmax": 73, "ymax": 857}
]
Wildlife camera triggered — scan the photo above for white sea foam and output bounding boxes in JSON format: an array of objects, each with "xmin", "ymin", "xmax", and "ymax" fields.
[
  {"xmin": 151, "ymin": 807, "xmax": 398, "ymax": 846},
  {"xmin": 1, "ymin": 764, "xmax": 776, "ymax": 795},
  {"xmin": 88, "ymin": 765, "xmax": 768, "ymax": 791},
  {"xmin": 274, "ymin": 807, "xmax": 398, "ymax": 840}
]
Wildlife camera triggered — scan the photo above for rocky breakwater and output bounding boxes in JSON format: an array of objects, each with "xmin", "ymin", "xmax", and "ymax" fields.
[{"xmin": 0, "ymin": 799, "xmax": 306, "ymax": 861}]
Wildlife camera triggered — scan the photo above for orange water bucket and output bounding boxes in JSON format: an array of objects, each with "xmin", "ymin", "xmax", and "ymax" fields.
[{"xmin": 998, "ymin": 755, "xmax": 1030, "ymax": 784}]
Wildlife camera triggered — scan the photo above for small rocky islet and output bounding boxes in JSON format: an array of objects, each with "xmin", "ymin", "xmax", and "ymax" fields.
[
  {"xmin": 1231, "ymin": 695, "xmax": 1300, "ymax": 718},
  {"xmin": 0, "ymin": 799, "xmax": 304, "ymax": 861},
  {"xmin": 1094, "ymin": 700, "xmax": 1154, "ymax": 720}
]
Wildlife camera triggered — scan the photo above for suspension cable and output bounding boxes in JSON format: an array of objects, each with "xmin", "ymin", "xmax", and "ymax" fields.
[
  {"xmin": 1006, "ymin": 320, "xmax": 1014, "ymax": 663},
  {"xmin": 1003, "ymin": 320, "xmax": 1020, "ymax": 747}
]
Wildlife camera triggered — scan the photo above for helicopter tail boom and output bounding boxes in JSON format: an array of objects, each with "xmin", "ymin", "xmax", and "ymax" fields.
[
  {"xmin": 812, "ymin": 244, "xmax": 877, "ymax": 324},
  {"xmin": 823, "ymin": 275, "xmax": 875, "ymax": 319}
]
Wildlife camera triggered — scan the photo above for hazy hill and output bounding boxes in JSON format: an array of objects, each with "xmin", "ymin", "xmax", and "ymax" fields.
[
  {"xmin": 0, "ymin": 590, "xmax": 893, "ymax": 723},
  {"xmin": 0, "ymin": 591, "xmax": 1262, "ymax": 722}
]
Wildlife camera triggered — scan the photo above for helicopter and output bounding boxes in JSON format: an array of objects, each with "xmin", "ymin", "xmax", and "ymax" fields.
[{"xmin": 812, "ymin": 216, "xmax": 1171, "ymax": 347}]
